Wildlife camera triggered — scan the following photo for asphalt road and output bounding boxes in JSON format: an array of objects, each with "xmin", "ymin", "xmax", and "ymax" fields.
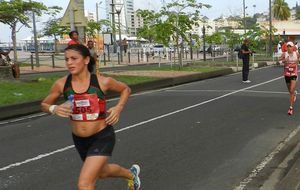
[{"xmin": 1, "ymin": 66, "xmax": 300, "ymax": 190}]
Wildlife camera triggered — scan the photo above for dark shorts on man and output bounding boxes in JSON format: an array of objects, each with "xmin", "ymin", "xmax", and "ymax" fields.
[
  {"xmin": 72, "ymin": 125, "xmax": 116, "ymax": 161},
  {"xmin": 285, "ymin": 76, "xmax": 298, "ymax": 84}
]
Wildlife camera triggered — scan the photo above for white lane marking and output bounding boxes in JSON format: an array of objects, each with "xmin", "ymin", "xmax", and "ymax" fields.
[
  {"xmin": 166, "ymin": 89, "xmax": 289, "ymax": 95},
  {"xmin": 245, "ymin": 90, "xmax": 288, "ymax": 94},
  {"xmin": 166, "ymin": 89, "xmax": 235, "ymax": 93},
  {"xmin": 233, "ymin": 124, "xmax": 300, "ymax": 190},
  {"xmin": 0, "ymin": 75, "xmax": 284, "ymax": 172},
  {"xmin": 0, "ymin": 146, "xmax": 74, "ymax": 171},
  {"xmin": 0, "ymin": 113, "xmax": 47, "ymax": 125}
]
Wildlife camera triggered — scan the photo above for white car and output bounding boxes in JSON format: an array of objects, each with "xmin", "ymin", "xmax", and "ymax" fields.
[{"xmin": 153, "ymin": 44, "xmax": 164, "ymax": 54}]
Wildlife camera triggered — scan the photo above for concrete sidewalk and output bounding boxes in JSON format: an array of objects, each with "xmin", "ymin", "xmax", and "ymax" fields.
[{"xmin": 262, "ymin": 129, "xmax": 300, "ymax": 190}]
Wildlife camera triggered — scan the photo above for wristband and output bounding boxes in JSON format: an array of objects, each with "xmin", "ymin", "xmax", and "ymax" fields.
[{"xmin": 49, "ymin": 105, "xmax": 57, "ymax": 115}]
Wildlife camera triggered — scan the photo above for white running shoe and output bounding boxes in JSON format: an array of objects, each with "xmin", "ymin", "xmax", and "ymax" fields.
[{"xmin": 242, "ymin": 80, "xmax": 251, "ymax": 83}]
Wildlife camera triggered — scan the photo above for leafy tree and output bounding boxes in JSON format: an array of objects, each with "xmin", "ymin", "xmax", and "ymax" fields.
[
  {"xmin": 296, "ymin": 3, "xmax": 300, "ymax": 20},
  {"xmin": 244, "ymin": 17, "xmax": 257, "ymax": 29},
  {"xmin": 41, "ymin": 6, "xmax": 68, "ymax": 53},
  {"xmin": 0, "ymin": 0, "xmax": 48, "ymax": 62},
  {"xmin": 221, "ymin": 30, "xmax": 241, "ymax": 61},
  {"xmin": 272, "ymin": 0, "xmax": 291, "ymax": 20},
  {"xmin": 205, "ymin": 32, "xmax": 223, "ymax": 45},
  {"xmin": 242, "ymin": 24, "xmax": 278, "ymax": 54},
  {"xmin": 137, "ymin": 0, "xmax": 211, "ymax": 67},
  {"xmin": 43, "ymin": 18, "xmax": 69, "ymax": 53},
  {"xmin": 86, "ymin": 19, "xmax": 111, "ymax": 38}
]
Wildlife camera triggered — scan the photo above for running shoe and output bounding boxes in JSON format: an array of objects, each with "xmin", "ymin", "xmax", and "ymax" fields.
[
  {"xmin": 242, "ymin": 80, "xmax": 251, "ymax": 83},
  {"xmin": 127, "ymin": 164, "xmax": 141, "ymax": 190},
  {"xmin": 288, "ymin": 107, "xmax": 294, "ymax": 115},
  {"xmin": 294, "ymin": 90, "xmax": 297, "ymax": 102}
]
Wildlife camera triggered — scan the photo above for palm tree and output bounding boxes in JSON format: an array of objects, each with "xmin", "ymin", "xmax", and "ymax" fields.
[{"xmin": 272, "ymin": 0, "xmax": 291, "ymax": 20}]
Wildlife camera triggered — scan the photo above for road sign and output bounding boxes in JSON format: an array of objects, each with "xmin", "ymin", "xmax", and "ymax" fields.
[{"xmin": 103, "ymin": 33, "xmax": 113, "ymax": 45}]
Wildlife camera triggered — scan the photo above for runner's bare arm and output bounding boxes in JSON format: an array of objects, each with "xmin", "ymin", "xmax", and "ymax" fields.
[
  {"xmin": 41, "ymin": 77, "xmax": 72, "ymax": 117},
  {"xmin": 99, "ymin": 76, "xmax": 131, "ymax": 125},
  {"xmin": 278, "ymin": 53, "xmax": 285, "ymax": 62}
]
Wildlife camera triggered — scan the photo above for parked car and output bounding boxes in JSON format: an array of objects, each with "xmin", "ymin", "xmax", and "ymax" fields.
[
  {"xmin": 153, "ymin": 44, "xmax": 164, "ymax": 54},
  {"xmin": 199, "ymin": 45, "xmax": 210, "ymax": 53}
]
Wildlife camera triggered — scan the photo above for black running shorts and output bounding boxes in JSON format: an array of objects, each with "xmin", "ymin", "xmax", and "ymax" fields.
[
  {"xmin": 285, "ymin": 76, "xmax": 298, "ymax": 84},
  {"xmin": 72, "ymin": 125, "xmax": 116, "ymax": 161}
]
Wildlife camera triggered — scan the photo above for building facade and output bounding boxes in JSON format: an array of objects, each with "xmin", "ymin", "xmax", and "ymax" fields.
[{"xmin": 105, "ymin": 0, "xmax": 137, "ymax": 37}]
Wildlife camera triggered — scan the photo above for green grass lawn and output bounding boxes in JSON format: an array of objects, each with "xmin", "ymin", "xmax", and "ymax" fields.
[
  {"xmin": 129, "ymin": 65, "xmax": 225, "ymax": 72},
  {"xmin": 0, "ymin": 75, "xmax": 159, "ymax": 106},
  {"xmin": 0, "ymin": 66, "xmax": 227, "ymax": 106}
]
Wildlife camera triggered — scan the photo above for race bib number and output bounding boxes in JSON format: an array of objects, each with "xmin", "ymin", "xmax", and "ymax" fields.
[
  {"xmin": 70, "ymin": 93, "xmax": 105, "ymax": 121},
  {"xmin": 284, "ymin": 64, "xmax": 298, "ymax": 76}
]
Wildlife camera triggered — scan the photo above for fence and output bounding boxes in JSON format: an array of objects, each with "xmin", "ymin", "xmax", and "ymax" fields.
[{"xmin": 15, "ymin": 48, "xmax": 274, "ymax": 70}]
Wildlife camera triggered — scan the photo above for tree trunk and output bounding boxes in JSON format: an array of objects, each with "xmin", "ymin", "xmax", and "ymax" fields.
[
  {"xmin": 54, "ymin": 35, "xmax": 58, "ymax": 53},
  {"xmin": 176, "ymin": 36, "xmax": 182, "ymax": 68},
  {"xmin": 11, "ymin": 23, "xmax": 18, "ymax": 63}
]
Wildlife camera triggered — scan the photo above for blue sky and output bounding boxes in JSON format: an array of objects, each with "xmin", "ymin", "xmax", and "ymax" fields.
[{"xmin": 0, "ymin": 0, "xmax": 298, "ymax": 42}]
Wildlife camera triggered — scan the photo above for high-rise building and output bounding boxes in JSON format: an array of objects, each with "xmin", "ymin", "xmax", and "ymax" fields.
[
  {"xmin": 105, "ymin": 0, "xmax": 136, "ymax": 37},
  {"xmin": 85, "ymin": 10, "xmax": 97, "ymax": 21}
]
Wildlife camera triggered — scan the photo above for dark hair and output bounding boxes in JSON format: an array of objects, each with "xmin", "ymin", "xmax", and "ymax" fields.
[
  {"xmin": 69, "ymin": 31, "xmax": 79, "ymax": 38},
  {"xmin": 65, "ymin": 44, "xmax": 95, "ymax": 73}
]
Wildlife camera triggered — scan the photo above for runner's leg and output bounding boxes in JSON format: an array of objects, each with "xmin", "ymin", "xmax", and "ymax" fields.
[
  {"xmin": 98, "ymin": 163, "xmax": 132, "ymax": 179},
  {"xmin": 77, "ymin": 156, "xmax": 108, "ymax": 190},
  {"xmin": 289, "ymin": 80, "xmax": 297, "ymax": 107}
]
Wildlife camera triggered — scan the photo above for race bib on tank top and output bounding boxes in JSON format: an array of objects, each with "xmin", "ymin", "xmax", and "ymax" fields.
[
  {"xmin": 71, "ymin": 93, "xmax": 106, "ymax": 121},
  {"xmin": 284, "ymin": 64, "xmax": 297, "ymax": 76},
  {"xmin": 284, "ymin": 52, "xmax": 298, "ymax": 77}
]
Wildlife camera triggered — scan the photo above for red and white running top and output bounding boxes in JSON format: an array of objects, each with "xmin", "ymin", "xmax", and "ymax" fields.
[{"xmin": 284, "ymin": 52, "xmax": 299, "ymax": 77}]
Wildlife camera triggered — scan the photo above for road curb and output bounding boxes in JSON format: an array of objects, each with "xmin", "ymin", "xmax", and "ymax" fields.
[{"xmin": 0, "ymin": 68, "xmax": 233, "ymax": 120}]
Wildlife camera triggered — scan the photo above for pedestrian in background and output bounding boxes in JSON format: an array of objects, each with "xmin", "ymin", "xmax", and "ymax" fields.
[
  {"xmin": 281, "ymin": 39, "xmax": 288, "ymax": 53},
  {"xmin": 241, "ymin": 39, "xmax": 252, "ymax": 83},
  {"xmin": 293, "ymin": 42, "xmax": 298, "ymax": 53},
  {"xmin": 68, "ymin": 31, "xmax": 81, "ymax": 46},
  {"xmin": 122, "ymin": 38, "xmax": 128, "ymax": 54},
  {"xmin": 87, "ymin": 40, "xmax": 98, "ymax": 74}
]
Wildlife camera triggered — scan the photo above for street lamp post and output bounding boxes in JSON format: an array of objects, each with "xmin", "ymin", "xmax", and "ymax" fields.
[
  {"xmin": 243, "ymin": 0, "xmax": 246, "ymax": 34},
  {"xmin": 115, "ymin": 4, "xmax": 123, "ymax": 63},
  {"xmin": 31, "ymin": 0, "xmax": 39, "ymax": 67},
  {"xmin": 189, "ymin": 33, "xmax": 193, "ymax": 60},
  {"xmin": 96, "ymin": 1, "xmax": 102, "ymax": 74},
  {"xmin": 269, "ymin": 0, "xmax": 273, "ymax": 56},
  {"xmin": 202, "ymin": 25, "xmax": 206, "ymax": 61},
  {"xmin": 110, "ymin": 0, "xmax": 117, "ymax": 53}
]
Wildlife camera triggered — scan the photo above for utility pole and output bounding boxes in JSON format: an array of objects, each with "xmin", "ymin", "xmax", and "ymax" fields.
[
  {"xmin": 96, "ymin": 2, "xmax": 101, "ymax": 74},
  {"xmin": 189, "ymin": 33, "xmax": 193, "ymax": 60},
  {"xmin": 202, "ymin": 25, "xmax": 206, "ymax": 61},
  {"xmin": 96, "ymin": 3, "xmax": 99, "ymax": 23},
  {"xmin": 243, "ymin": 0, "xmax": 246, "ymax": 34},
  {"xmin": 269, "ymin": 0, "xmax": 273, "ymax": 56},
  {"xmin": 116, "ymin": 5, "xmax": 123, "ymax": 62},
  {"xmin": 31, "ymin": 3, "xmax": 39, "ymax": 67},
  {"xmin": 110, "ymin": 0, "xmax": 117, "ymax": 53}
]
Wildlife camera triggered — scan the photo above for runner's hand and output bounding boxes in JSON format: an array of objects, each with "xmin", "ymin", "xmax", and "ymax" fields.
[
  {"xmin": 54, "ymin": 104, "xmax": 73, "ymax": 118},
  {"xmin": 105, "ymin": 106, "xmax": 122, "ymax": 125}
]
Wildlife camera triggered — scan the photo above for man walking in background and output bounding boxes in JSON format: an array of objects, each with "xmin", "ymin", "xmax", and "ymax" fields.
[
  {"xmin": 87, "ymin": 40, "xmax": 98, "ymax": 74},
  {"xmin": 241, "ymin": 39, "xmax": 252, "ymax": 83}
]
